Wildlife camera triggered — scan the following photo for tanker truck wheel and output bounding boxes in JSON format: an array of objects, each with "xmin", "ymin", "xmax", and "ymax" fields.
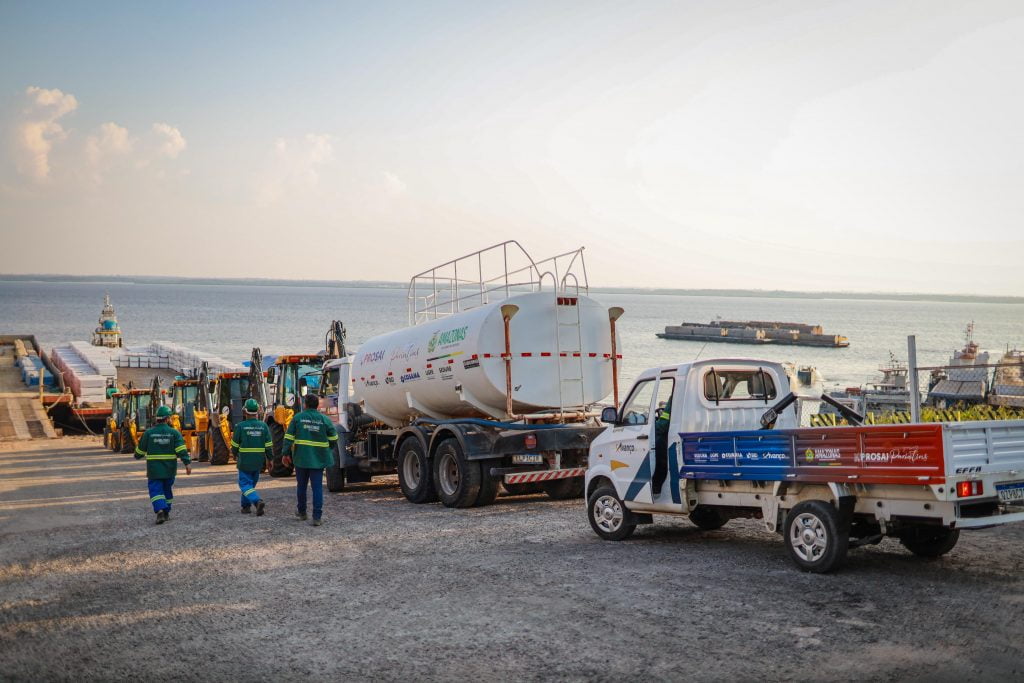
[
  {"xmin": 326, "ymin": 444, "xmax": 346, "ymax": 492},
  {"xmin": 397, "ymin": 438, "xmax": 437, "ymax": 504},
  {"xmin": 209, "ymin": 428, "xmax": 230, "ymax": 466},
  {"xmin": 432, "ymin": 438, "xmax": 481, "ymax": 508},
  {"xmin": 502, "ymin": 482, "xmax": 543, "ymax": 496},
  {"xmin": 542, "ymin": 477, "xmax": 585, "ymax": 500},
  {"xmin": 473, "ymin": 460, "xmax": 501, "ymax": 507}
]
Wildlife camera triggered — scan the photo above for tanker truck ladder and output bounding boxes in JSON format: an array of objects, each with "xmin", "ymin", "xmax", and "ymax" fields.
[{"xmin": 554, "ymin": 295, "xmax": 586, "ymax": 420}]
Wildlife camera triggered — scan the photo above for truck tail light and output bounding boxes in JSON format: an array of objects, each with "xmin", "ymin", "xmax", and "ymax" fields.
[
  {"xmin": 957, "ymin": 480, "xmax": 984, "ymax": 498},
  {"xmin": 524, "ymin": 434, "xmax": 537, "ymax": 449}
]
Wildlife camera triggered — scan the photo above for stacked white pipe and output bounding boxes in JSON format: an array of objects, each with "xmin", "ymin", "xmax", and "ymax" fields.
[{"xmin": 50, "ymin": 343, "xmax": 114, "ymax": 405}]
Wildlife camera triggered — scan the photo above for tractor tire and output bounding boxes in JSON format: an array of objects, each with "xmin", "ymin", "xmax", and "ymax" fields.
[
  {"xmin": 784, "ymin": 500, "xmax": 849, "ymax": 573},
  {"xmin": 587, "ymin": 484, "xmax": 637, "ymax": 541},
  {"xmin": 502, "ymin": 482, "xmax": 543, "ymax": 496},
  {"xmin": 195, "ymin": 433, "xmax": 210, "ymax": 462},
  {"xmin": 268, "ymin": 421, "xmax": 293, "ymax": 477},
  {"xmin": 900, "ymin": 526, "xmax": 960, "ymax": 558},
  {"xmin": 474, "ymin": 460, "xmax": 501, "ymax": 507},
  {"xmin": 397, "ymin": 438, "xmax": 437, "ymax": 504},
  {"xmin": 209, "ymin": 427, "xmax": 231, "ymax": 466},
  {"xmin": 432, "ymin": 437, "xmax": 481, "ymax": 508},
  {"xmin": 689, "ymin": 505, "xmax": 728, "ymax": 531},
  {"xmin": 102, "ymin": 427, "xmax": 111, "ymax": 450},
  {"xmin": 119, "ymin": 424, "xmax": 135, "ymax": 454},
  {"xmin": 542, "ymin": 477, "xmax": 586, "ymax": 500},
  {"xmin": 109, "ymin": 429, "xmax": 120, "ymax": 453}
]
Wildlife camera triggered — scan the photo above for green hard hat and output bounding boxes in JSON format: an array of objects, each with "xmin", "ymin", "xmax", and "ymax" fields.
[
  {"xmin": 244, "ymin": 398, "xmax": 260, "ymax": 413},
  {"xmin": 156, "ymin": 405, "xmax": 172, "ymax": 418}
]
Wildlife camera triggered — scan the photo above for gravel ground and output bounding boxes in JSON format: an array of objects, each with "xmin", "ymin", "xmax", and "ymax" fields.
[{"xmin": 1, "ymin": 437, "xmax": 1023, "ymax": 682}]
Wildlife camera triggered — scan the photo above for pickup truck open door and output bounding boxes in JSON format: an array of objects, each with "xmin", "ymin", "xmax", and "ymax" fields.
[{"xmin": 603, "ymin": 373, "xmax": 673, "ymax": 505}]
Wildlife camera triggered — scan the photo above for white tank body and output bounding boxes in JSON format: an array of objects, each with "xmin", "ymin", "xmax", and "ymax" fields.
[{"xmin": 351, "ymin": 292, "xmax": 618, "ymax": 426}]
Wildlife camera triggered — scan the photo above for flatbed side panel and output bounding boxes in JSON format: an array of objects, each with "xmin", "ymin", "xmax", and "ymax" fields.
[{"xmin": 680, "ymin": 424, "xmax": 945, "ymax": 485}]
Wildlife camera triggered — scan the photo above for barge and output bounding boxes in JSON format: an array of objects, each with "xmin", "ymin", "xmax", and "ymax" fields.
[{"xmin": 657, "ymin": 319, "xmax": 849, "ymax": 348}]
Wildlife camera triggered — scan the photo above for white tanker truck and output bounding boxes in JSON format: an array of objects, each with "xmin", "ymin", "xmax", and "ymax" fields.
[{"xmin": 318, "ymin": 241, "xmax": 625, "ymax": 508}]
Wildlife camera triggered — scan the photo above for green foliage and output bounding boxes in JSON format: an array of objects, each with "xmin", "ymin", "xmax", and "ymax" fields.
[{"xmin": 811, "ymin": 404, "xmax": 1024, "ymax": 427}]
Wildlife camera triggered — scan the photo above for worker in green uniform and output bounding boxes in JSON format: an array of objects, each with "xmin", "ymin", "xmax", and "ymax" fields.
[
  {"xmin": 282, "ymin": 393, "xmax": 338, "ymax": 526},
  {"xmin": 135, "ymin": 405, "xmax": 191, "ymax": 524},
  {"xmin": 231, "ymin": 398, "xmax": 273, "ymax": 516}
]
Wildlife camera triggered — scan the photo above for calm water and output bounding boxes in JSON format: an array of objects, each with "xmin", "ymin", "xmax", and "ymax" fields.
[{"xmin": 2, "ymin": 281, "xmax": 1022, "ymax": 389}]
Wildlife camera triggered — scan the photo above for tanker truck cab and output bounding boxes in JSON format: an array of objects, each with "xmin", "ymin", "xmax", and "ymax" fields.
[{"xmin": 589, "ymin": 360, "xmax": 792, "ymax": 511}]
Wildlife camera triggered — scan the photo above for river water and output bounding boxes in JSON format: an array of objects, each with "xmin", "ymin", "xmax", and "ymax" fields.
[{"xmin": 2, "ymin": 281, "xmax": 1022, "ymax": 389}]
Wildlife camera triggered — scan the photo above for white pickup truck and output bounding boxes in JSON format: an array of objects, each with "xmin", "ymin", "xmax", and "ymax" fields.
[{"xmin": 585, "ymin": 358, "xmax": 1024, "ymax": 572}]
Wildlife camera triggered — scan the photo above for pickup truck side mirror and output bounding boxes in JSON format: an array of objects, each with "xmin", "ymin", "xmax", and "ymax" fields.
[{"xmin": 600, "ymin": 406, "xmax": 619, "ymax": 424}]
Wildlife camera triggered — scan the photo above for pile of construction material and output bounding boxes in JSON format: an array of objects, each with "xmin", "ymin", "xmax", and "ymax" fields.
[
  {"xmin": 50, "ymin": 343, "xmax": 116, "ymax": 405},
  {"xmin": 149, "ymin": 341, "xmax": 244, "ymax": 376},
  {"xmin": 12, "ymin": 340, "xmax": 56, "ymax": 388}
]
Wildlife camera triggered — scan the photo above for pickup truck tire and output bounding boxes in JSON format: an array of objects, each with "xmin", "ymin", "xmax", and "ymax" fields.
[
  {"xmin": 542, "ymin": 477, "xmax": 585, "ymax": 500},
  {"xmin": 784, "ymin": 500, "xmax": 848, "ymax": 573},
  {"xmin": 899, "ymin": 527, "xmax": 960, "ymax": 558},
  {"xmin": 397, "ymin": 438, "xmax": 437, "ymax": 504},
  {"xmin": 689, "ymin": 505, "xmax": 727, "ymax": 531},
  {"xmin": 433, "ymin": 438, "xmax": 481, "ymax": 508},
  {"xmin": 588, "ymin": 485, "xmax": 636, "ymax": 541}
]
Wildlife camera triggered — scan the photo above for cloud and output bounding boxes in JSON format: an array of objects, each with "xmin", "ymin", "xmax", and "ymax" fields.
[
  {"xmin": 382, "ymin": 171, "xmax": 407, "ymax": 196},
  {"xmin": 85, "ymin": 122, "xmax": 133, "ymax": 165},
  {"xmin": 257, "ymin": 133, "xmax": 335, "ymax": 203},
  {"xmin": 14, "ymin": 86, "xmax": 78, "ymax": 182},
  {"xmin": 152, "ymin": 122, "xmax": 186, "ymax": 158}
]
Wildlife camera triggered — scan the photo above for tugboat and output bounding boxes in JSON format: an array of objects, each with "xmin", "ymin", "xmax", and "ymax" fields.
[
  {"xmin": 90, "ymin": 294, "xmax": 123, "ymax": 348},
  {"xmin": 989, "ymin": 348, "xmax": 1024, "ymax": 408},
  {"xmin": 927, "ymin": 323, "xmax": 990, "ymax": 408},
  {"xmin": 820, "ymin": 353, "xmax": 916, "ymax": 417}
]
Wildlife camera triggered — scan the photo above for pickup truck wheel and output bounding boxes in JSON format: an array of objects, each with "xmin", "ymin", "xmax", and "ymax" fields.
[
  {"xmin": 689, "ymin": 505, "xmax": 727, "ymax": 531},
  {"xmin": 900, "ymin": 527, "xmax": 960, "ymax": 558},
  {"xmin": 397, "ymin": 438, "xmax": 437, "ymax": 504},
  {"xmin": 542, "ymin": 477, "xmax": 585, "ymax": 500},
  {"xmin": 588, "ymin": 485, "xmax": 636, "ymax": 541},
  {"xmin": 432, "ymin": 438, "xmax": 481, "ymax": 508},
  {"xmin": 784, "ymin": 500, "xmax": 848, "ymax": 573}
]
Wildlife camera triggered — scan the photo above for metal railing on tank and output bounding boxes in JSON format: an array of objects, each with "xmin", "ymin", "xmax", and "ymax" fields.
[{"xmin": 407, "ymin": 240, "xmax": 589, "ymax": 325}]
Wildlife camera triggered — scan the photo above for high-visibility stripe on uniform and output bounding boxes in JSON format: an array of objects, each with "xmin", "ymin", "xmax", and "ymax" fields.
[
  {"xmin": 175, "ymin": 444, "xmax": 187, "ymax": 453},
  {"xmin": 264, "ymin": 441, "xmax": 273, "ymax": 447},
  {"xmin": 327, "ymin": 434, "xmax": 338, "ymax": 441},
  {"xmin": 146, "ymin": 454, "xmax": 177, "ymax": 460},
  {"xmin": 135, "ymin": 448, "xmax": 146, "ymax": 456},
  {"xmin": 242, "ymin": 488, "xmax": 256, "ymax": 496},
  {"xmin": 238, "ymin": 447, "xmax": 267, "ymax": 453},
  {"xmin": 293, "ymin": 439, "xmax": 329, "ymax": 448},
  {"xmin": 150, "ymin": 495, "xmax": 166, "ymax": 502},
  {"xmin": 230, "ymin": 440, "xmax": 240, "ymax": 448},
  {"xmin": 284, "ymin": 434, "xmax": 295, "ymax": 441}
]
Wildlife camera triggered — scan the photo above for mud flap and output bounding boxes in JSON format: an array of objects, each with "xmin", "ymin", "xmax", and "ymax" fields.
[{"xmin": 837, "ymin": 495, "xmax": 856, "ymax": 535}]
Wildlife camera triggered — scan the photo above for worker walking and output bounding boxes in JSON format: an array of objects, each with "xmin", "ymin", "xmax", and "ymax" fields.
[
  {"xmin": 134, "ymin": 405, "xmax": 191, "ymax": 524},
  {"xmin": 231, "ymin": 398, "xmax": 273, "ymax": 516},
  {"xmin": 282, "ymin": 393, "xmax": 338, "ymax": 526}
]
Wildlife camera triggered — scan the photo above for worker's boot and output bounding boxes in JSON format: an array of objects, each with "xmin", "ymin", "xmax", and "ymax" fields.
[
  {"xmin": 241, "ymin": 506, "xmax": 251, "ymax": 514},
  {"xmin": 255, "ymin": 501, "xmax": 265, "ymax": 517},
  {"xmin": 311, "ymin": 518, "xmax": 322, "ymax": 527},
  {"xmin": 155, "ymin": 510, "xmax": 168, "ymax": 525},
  {"xmin": 295, "ymin": 512, "xmax": 308, "ymax": 521}
]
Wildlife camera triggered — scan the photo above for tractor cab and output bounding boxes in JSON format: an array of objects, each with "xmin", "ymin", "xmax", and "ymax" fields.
[
  {"xmin": 118, "ymin": 387, "xmax": 166, "ymax": 455},
  {"xmin": 214, "ymin": 371, "xmax": 254, "ymax": 427},
  {"xmin": 171, "ymin": 379, "xmax": 200, "ymax": 430},
  {"xmin": 264, "ymin": 353, "xmax": 325, "ymax": 476},
  {"xmin": 105, "ymin": 392, "xmax": 127, "ymax": 452}
]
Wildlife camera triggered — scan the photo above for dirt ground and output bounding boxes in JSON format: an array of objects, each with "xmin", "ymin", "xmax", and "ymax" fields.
[{"xmin": 1, "ymin": 437, "xmax": 1023, "ymax": 682}]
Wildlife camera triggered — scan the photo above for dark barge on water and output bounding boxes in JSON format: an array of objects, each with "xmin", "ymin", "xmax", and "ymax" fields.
[{"xmin": 657, "ymin": 320, "xmax": 849, "ymax": 348}]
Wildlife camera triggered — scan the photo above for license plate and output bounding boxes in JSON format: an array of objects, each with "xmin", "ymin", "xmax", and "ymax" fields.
[
  {"xmin": 996, "ymin": 481, "xmax": 1024, "ymax": 505},
  {"xmin": 512, "ymin": 454, "xmax": 544, "ymax": 465}
]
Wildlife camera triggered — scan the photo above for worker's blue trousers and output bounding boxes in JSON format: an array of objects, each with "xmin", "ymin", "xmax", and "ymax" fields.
[
  {"xmin": 239, "ymin": 470, "xmax": 262, "ymax": 509},
  {"xmin": 148, "ymin": 478, "xmax": 174, "ymax": 513},
  {"xmin": 295, "ymin": 467, "xmax": 324, "ymax": 520}
]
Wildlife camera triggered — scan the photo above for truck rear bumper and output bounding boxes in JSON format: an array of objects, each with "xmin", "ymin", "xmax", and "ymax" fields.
[
  {"xmin": 493, "ymin": 467, "xmax": 586, "ymax": 484},
  {"xmin": 955, "ymin": 509, "xmax": 1024, "ymax": 528}
]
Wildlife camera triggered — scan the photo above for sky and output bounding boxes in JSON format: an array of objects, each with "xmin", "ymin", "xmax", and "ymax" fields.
[{"xmin": 1, "ymin": 0, "xmax": 1023, "ymax": 295}]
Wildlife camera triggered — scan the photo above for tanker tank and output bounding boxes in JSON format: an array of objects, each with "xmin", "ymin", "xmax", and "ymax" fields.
[{"xmin": 351, "ymin": 291, "xmax": 618, "ymax": 426}]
